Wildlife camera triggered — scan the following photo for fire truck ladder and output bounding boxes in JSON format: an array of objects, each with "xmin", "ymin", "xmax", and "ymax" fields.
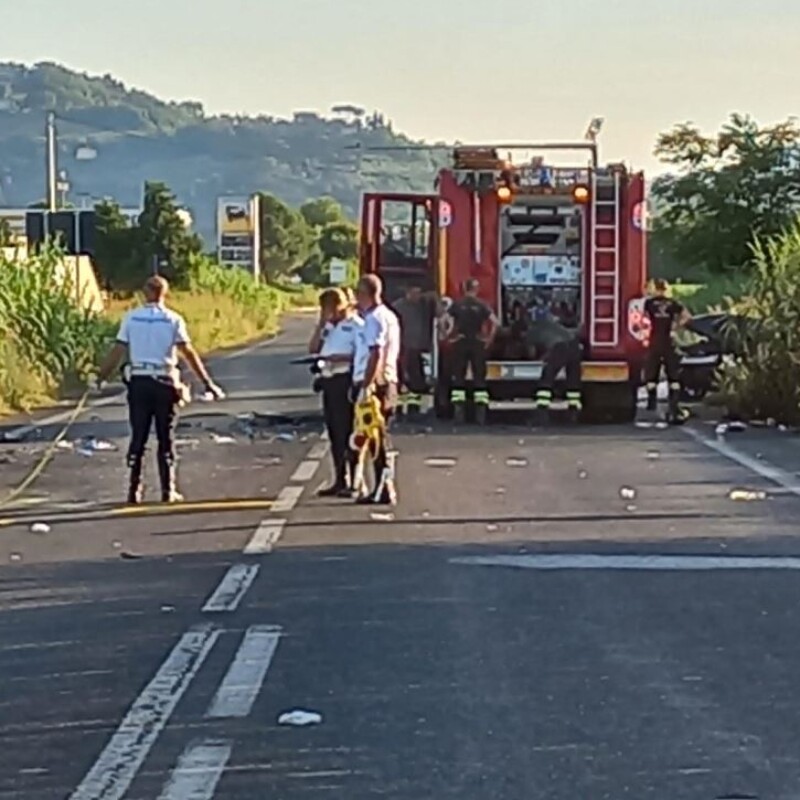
[{"xmin": 590, "ymin": 168, "xmax": 621, "ymax": 348}]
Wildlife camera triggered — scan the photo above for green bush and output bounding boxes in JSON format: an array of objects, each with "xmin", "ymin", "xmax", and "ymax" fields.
[{"xmin": 717, "ymin": 222, "xmax": 800, "ymax": 423}]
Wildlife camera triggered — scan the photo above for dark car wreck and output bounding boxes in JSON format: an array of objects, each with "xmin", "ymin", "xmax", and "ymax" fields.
[{"xmin": 677, "ymin": 313, "xmax": 758, "ymax": 400}]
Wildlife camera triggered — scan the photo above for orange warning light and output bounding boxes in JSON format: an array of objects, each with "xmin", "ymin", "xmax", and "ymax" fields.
[
  {"xmin": 573, "ymin": 185, "xmax": 590, "ymax": 204},
  {"xmin": 497, "ymin": 185, "xmax": 513, "ymax": 203}
]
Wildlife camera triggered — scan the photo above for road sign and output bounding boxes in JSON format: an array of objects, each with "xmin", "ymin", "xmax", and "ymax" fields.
[{"xmin": 329, "ymin": 259, "xmax": 348, "ymax": 285}]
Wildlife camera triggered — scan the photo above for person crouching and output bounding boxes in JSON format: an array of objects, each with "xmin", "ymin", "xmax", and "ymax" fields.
[{"xmin": 308, "ymin": 288, "xmax": 363, "ymax": 497}]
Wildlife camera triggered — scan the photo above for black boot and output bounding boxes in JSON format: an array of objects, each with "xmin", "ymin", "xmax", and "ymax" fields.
[
  {"xmin": 646, "ymin": 391, "xmax": 657, "ymax": 412},
  {"xmin": 158, "ymin": 457, "xmax": 183, "ymax": 503},
  {"xmin": 126, "ymin": 456, "xmax": 144, "ymax": 505}
]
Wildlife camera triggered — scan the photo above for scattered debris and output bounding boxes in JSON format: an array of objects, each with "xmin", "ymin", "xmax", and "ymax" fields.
[
  {"xmin": 635, "ymin": 421, "xmax": 654, "ymax": 429},
  {"xmin": 119, "ymin": 551, "xmax": 143, "ymax": 560},
  {"xmin": 715, "ymin": 423, "xmax": 729, "ymax": 436},
  {"xmin": 495, "ymin": 487, "xmax": 506, "ymax": 494},
  {"xmin": 370, "ymin": 512, "xmax": 394, "ymax": 522},
  {"xmin": 424, "ymin": 457, "xmax": 457, "ymax": 468},
  {"xmin": 728, "ymin": 488, "xmax": 767, "ymax": 502},
  {"xmin": 778, "ymin": 424, "xmax": 788, "ymax": 432},
  {"xmin": 9, "ymin": 552, "xmax": 21, "ymax": 563},
  {"xmin": 577, "ymin": 469, "xmax": 588, "ymax": 480},
  {"xmin": 160, "ymin": 605, "xmax": 176, "ymax": 613},
  {"xmin": 505, "ymin": 457, "xmax": 528, "ymax": 468},
  {"xmin": 79, "ymin": 437, "xmax": 117, "ymax": 452},
  {"xmin": 112, "ymin": 540, "xmax": 123, "ymax": 549},
  {"xmin": 276, "ymin": 433, "xmax": 296, "ymax": 442},
  {"xmin": 211, "ymin": 434, "xmax": 236, "ymax": 445},
  {"xmin": 619, "ymin": 486, "xmax": 637, "ymax": 501},
  {"xmin": 55, "ymin": 440, "xmax": 74, "ymax": 451},
  {"xmin": 278, "ymin": 709, "xmax": 323, "ymax": 727},
  {"xmin": 646, "ymin": 450, "xmax": 661, "ymax": 460},
  {"xmin": 727, "ymin": 421, "xmax": 747, "ymax": 433},
  {"xmin": 255, "ymin": 456, "xmax": 283, "ymax": 467},
  {"xmin": 29, "ymin": 522, "xmax": 50, "ymax": 534},
  {"xmin": 175, "ymin": 437, "xmax": 201, "ymax": 447},
  {"xmin": 655, "ymin": 421, "xmax": 669, "ymax": 430},
  {"xmin": 486, "ymin": 524, "xmax": 499, "ymax": 532},
  {"xmin": 625, "ymin": 504, "xmax": 638, "ymax": 513}
]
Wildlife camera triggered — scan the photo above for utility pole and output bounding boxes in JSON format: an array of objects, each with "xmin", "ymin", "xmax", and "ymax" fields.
[{"xmin": 45, "ymin": 111, "xmax": 57, "ymax": 212}]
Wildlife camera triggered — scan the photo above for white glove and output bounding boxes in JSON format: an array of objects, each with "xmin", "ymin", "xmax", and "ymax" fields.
[{"xmin": 203, "ymin": 381, "xmax": 226, "ymax": 401}]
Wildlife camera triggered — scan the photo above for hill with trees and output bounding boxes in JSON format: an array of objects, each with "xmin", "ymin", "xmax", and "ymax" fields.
[{"xmin": 0, "ymin": 61, "xmax": 445, "ymax": 242}]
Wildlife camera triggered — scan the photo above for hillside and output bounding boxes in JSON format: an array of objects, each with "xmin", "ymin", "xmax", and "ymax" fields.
[{"xmin": 0, "ymin": 62, "xmax": 445, "ymax": 242}]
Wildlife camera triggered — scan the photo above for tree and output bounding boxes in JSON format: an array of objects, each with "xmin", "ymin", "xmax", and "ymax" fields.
[
  {"xmin": 92, "ymin": 200, "xmax": 136, "ymax": 289},
  {"xmin": 652, "ymin": 114, "xmax": 800, "ymax": 275},
  {"xmin": 318, "ymin": 221, "xmax": 358, "ymax": 262},
  {"xmin": 300, "ymin": 196, "xmax": 346, "ymax": 229},
  {"xmin": 258, "ymin": 193, "xmax": 312, "ymax": 279},
  {"xmin": 136, "ymin": 181, "xmax": 202, "ymax": 287}
]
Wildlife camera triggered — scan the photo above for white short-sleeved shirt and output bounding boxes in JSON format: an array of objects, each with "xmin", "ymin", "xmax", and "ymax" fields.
[
  {"xmin": 353, "ymin": 303, "xmax": 400, "ymax": 384},
  {"xmin": 319, "ymin": 316, "xmax": 363, "ymax": 358},
  {"xmin": 116, "ymin": 303, "xmax": 190, "ymax": 374}
]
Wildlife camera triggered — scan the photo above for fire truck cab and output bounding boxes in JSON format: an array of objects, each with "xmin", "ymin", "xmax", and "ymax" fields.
[{"xmin": 358, "ymin": 142, "xmax": 649, "ymax": 423}]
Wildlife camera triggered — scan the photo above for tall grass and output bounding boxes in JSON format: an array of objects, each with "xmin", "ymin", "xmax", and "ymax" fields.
[
  {"xmin": 716, "ymin": 222, "xmax": 800, "ymax": 424},
  {"xmin": 0, "ymin": 251, "xmax": 112, "ymax": 412}
]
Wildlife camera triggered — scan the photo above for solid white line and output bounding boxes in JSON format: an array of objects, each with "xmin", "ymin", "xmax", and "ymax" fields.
[
  {"xmin": 451, "ymin": 554, "xmax": 800, "ymax": 570},
  {"xmin": 306, "ymin": 441, "xmax": 328, "ymax": 460},
  {"xmin": 206, "ymin": 626, "xmax": 281, "ymax": 718},
  {"xmin": 158, "ymin": 740, "xmax": 231, "ymax": 800},
  {"xmin": 290, "ymin": 460, "xmax": 320, "ymax": 482},
  {"xmin": 244, "ymin": 519, "xmax": 286, "ymax": 555},
  {"xmin": 201, "ymin": 565, "xmax": 259, "ymax": 613},
  {"xmin": 68, "ymin": 625, "xmax": 220, "ymax": 800},
  {"xmin": 272, "ymin": 485, "xmax": 304, "ymax": 513},
  {"xmin": 684, "ymin": 427, "xmax": 800, "ymax": 497}
]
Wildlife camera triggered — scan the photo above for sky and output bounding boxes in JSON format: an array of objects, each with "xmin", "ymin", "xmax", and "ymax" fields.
[{"xmin": 1, "ymin": 0, "xmax": 798, "ymax": 176}]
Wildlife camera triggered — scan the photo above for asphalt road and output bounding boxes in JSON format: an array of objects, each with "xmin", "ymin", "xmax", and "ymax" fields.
[{"xmin": 1, "ymin": 313, "xmax": 800, "ymax": 799}]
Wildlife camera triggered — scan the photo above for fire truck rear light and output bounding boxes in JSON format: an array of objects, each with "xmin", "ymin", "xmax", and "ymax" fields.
[
  {"xmin": 497, "ymin": 186, "xmax": 512, "ymax": 203},
  {"xmin": 573, "ymin": 185, "xmax": 590, "ymax": 204}
]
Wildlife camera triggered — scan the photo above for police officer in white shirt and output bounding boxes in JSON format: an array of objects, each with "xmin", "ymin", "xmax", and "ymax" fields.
[
  {"xmin": 96, "ymin": 275, "xmax": 224, "ymax": 504},
  {"xmin": 352, "ymin": 274, "xmax": 401, "ymax": 505},
  {"xmin": 308, "ymin": 287, "xmax": 363, "ymax": 497}
]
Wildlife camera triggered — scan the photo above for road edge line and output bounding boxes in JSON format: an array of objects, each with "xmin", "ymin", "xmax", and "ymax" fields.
[{"xmin": 683, "ymin": 426, "xmax": 800, "ymax": 497}]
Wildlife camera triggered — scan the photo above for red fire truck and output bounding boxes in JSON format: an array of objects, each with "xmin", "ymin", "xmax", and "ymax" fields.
[{"xmin": 358, "ymin": 142, "xmax": 650, "ymax": 423}]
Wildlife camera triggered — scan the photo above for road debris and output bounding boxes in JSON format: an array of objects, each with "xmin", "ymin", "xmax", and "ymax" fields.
[
  {"xmin": 728, "ymin": 488, "xmax": 767, "ymax": 502},
  {"xmin": 278, "ymin": 709, "xmax": 323, "ymax": 727},
  {"xmin": 29, "ymin": 522, "xmax": 50, "ymax": 534},
  {"xmin": 619, "ymin": 486, "xmax": 637, "ymax": 500},
  {"xmin": 577, "ymin": 468, "xmax": 588, "ymax": 480},
  {"xmin": 646, "ymin": 450, "xmax": 661, "ymax": 460},
  {"xmin": 424, "ymin": 457, "xmax": 457, "ymax": 468},
  {"xmin": 370, "ymin": 512, "xmax": 394, "ymax": 522},
  {"xmin": 211, "ymin": 433, "xmax": 236, "ymax": 445},
  {"xmin": 8, "ymin": 552, "xmax": 21, "ymax": 562},
  {"xmin": 120, "ymin": 551, "xmax": 144, "ymax": 560},
  {"xmin": 505, "ymin": 457, "xmax": 528, "ymax": 468},
  {"xmin": 486, "ymin": 524, "xmax": 499, "ymax": 532},
  {"xmin": 160, "ymin": 605, "xmax": 176, "ymax": 613}
]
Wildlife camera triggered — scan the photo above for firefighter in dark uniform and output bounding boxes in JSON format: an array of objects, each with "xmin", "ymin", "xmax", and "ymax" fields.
[
  {"xmin": 447, "ymin": 278, "xmax": 498, "ymax": 425},
  {"xmin": 393, "ymin": 284, "xmax": 437, "ymax": 415},
  {"xmin": 643, "ymin": 278, "xmax": 691, "ymax": 420},
  {"xmin": 531, "ymin": 315, "xmax": 584, "ymax": 423},
  {"xmin": 95, "ymin": 275, "xmax": 225, "ymax": 504}
]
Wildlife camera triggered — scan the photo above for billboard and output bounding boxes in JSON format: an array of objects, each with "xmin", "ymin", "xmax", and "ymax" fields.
[{"xmin": 216, "ymin": 195, "xmax": 260, "ymax": 277}]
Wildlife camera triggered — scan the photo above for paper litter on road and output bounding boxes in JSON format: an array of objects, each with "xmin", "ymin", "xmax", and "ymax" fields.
[
  {"xmin": 278, "ymin": 710, "xmax": 322, "ymax": 727},
  {"xmin": 728, "ymin": 488, "xmax": 767, "ymax": 502},
  {"xmin": 8, "ymin": 553, "xmax": 21, "ymax": 562},
  {"xmin": 424, "ymin": 457, "xmax": 456, "ymax": 468},
  {"xmin": 370, "ymin": 512, "xmax": 394, "ymax": 522},
  {"xmin": 619, "ymin": 486, "xmax": 637, "ymax": 501},
  {"xmin": 505, "ymin": 457, "xmax": 528, "ymax": 468},
  {"xmin": 29, "ymin": 522, "xmax": 50, "ymax": 534},
  {"xmin": 55, "ymin": 440, "xmax": 74, "ymax": 451},
  {"xmin": 211, "ymin": 433, "xmax": 236, "ymax": 445}
]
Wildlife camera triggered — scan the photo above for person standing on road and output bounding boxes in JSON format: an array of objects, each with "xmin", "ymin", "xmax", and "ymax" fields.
[
  {"xmin": 393, "ymin": 284, "xmax": 437, "ymax": 415},
  {"xmin": 95, "ymin": 275, "xmax": 224, "ymax": 504},
  {"xmin": 352, "ymin": 274, "xmax": 401, "ymax": 505},
  {"xmin": 308, "ymin": 288, "xmax": 363, "ymax": 497},
  {"xmin": 447, "ymin": 278, "xmax": 498, "ymax": 425},
  {"xmin": 643, "ymin": 278, "xmax": 691, "ymax": 420}
]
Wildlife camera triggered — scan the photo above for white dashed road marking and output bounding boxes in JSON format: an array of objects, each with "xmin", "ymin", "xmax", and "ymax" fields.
[
  {"xmin": 244, "ymin": 519, "xmax": 286, "ymax": 555},
  {"xmin": 306, "ymin": 441, "xmax": 328, "ymax": 460},
  {"xmin": 290, "ymin": 459, "xmax": 320, "ymax": 483},
  {"xmin": 272, "ymin": 485, "xmax": 304, "ymax": 514},
  {"xmin": 206, "ymin": 626, "xmax": 281, "ymax": 719},
  {"xmin": 158, "ymin": 740, "xmax": 232, "ymax": 800},
  {"xmin": 69, "ymin": 625, "xmax": 220, "ymax": 800},
  {"xmin": 202, "ymin": 565, "xmax": 259, "ymax": 613}
]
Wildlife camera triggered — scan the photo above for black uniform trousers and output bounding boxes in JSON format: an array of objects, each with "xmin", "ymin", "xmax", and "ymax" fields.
[
  {"xmin": 450, "ymin": 338, "xmax": 488, "ymax": 393},
  {"xmin": 644, "ymin": 342, "xmax": 681, "ymax": 387},
  {"xmin": 127, "ymin": 376, "xmax": 179, "ymax": 491},
  {"xmin": 536, "ymin": 339, "xmax": 582, "ymax": 410},
  {"xmin": 401, "ymin": 348, "xmax": 427, "ymax": 395},
  {"xmin": 321, "ymin": 373, "xmax": 354, "ymax": 488}
]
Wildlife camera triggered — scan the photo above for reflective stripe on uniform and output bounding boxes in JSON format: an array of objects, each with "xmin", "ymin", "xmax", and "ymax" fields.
[
  {"xmin": 566, "ymin": 391, "xmax": 582, "ymax": 410},
  {"xmin": 668, "ymin": 382, "xmax": 681, "ymax": 390},
  {"xmin": 451, "ymin": 389, "xmax": 466, "ymax": 403},
  {"xmin": 474, "ymin": 390, "xmax": 489, "ymax": 406},
  {"xmin": 535, "ymin": 388, "xmax": 552, "ymax": 408},
  {"xmin": 646, "ymin": 382, "xmax": 657, "ymax": 391}
]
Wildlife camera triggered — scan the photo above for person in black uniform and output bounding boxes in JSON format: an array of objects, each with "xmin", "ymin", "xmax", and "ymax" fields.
[
  {"xmin": 308, "ymin": 288, "xmax": 362, "ymax": 497},
  {"xmin": 447, "ymin": 278, "xmax": 498, "ymax": 424},
  {"xmin": 95, "ymin": 275, "xmax": 224, "ymax": 504},
  {"xmin": 643, "ymin": 278, "xmax": 691, "ymax": 418}
]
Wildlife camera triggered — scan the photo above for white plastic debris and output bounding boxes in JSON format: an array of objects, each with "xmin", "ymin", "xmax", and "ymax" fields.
[
  {"xmin": 655, "ymin": 421, "xmax": 669, "ymax": 430},
  {"xmin": 424, "ymin": 457, "xmax": 457, "ymax": 468},
  {"xmin": 625, "ymin": 504, "xmax": 638, "ymax": 513},
  {"xmin": 577, "ymin": 469, "xmax": 588, "ymax": 480},
  {"xmin": 619, "ymin": 486, "xmax": 637, "ymax": 501},
  {"xmin": 160, "ymin": 605, "xmax": 175, "ymax": 613},
  {"xmin": 9, "ymin": 552, "xmax": 21, "ymax": 562},
  {"xmin": 715, "ymin": 423, "xmax": 728, "ymax": 436},
  {"xmin": 486, "ymin": 524, "xmax": 499, "ymax": 532},
  {"xmin": 55, "ymin": 440, "xmax": 74, "ymax": 451},
  {"xmin": 727, "ymin": 421, "xmax": 747, "ymax": 433},
  {"xmin": 211, "ymin": 434, "xmax": 236, "ymax": 445},
  {"xmin": 277, "ymin": 433, "xmax": 296, "ymax": 442},
  {"xmin": 646, "ymin": 450, "xmax": 661, "ymax": 460},
  {"xmin": 30, "ymin": 522, "xmax": 50, "ymax": 534},
  {"xmin": 728, "ymin": 488, "xmax": 767, "ymax": 502},
  {"xmin": 505, "ymin": 457, "xmax": 528, "ymax": 468},
  {"xmin": 278, "ymin": 709, "xmax": 322, "ymax": 727},
  {"xmin": 370, "ymin": 512, "xmax": 394, "ymax": 522},
  {"xmin": 635, "ymin": 421, "xmax": 654, "ymax": 429}
]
